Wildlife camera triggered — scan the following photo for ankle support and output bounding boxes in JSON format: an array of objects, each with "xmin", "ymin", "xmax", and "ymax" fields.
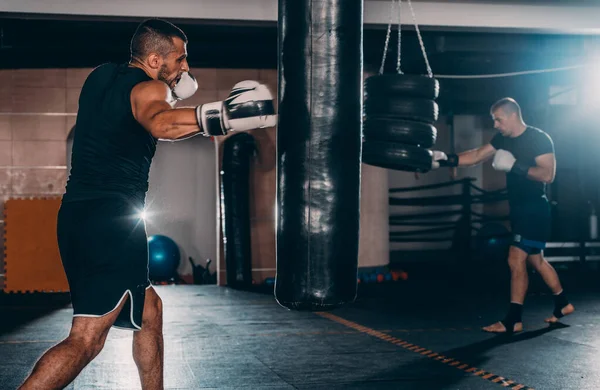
[
  {"xmin": 501, "ymin": 303, "xmax": 523, "ymax": 332},
  {"xmin": 553, "ymin": 291, "xmax": 569, "ymax": 318}
]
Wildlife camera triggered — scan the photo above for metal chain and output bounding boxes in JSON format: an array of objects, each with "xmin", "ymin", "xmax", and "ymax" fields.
[
  {"xmin": 378, "ymin": 0, "xmax": 396, "ymax": 75},
  {"xmin": 406, "ymin": 0, "xmax": 433, "ymax": 78},
  {"xmin": 396, "ymin": 0, "xmax": 402, "ymax": 74}
]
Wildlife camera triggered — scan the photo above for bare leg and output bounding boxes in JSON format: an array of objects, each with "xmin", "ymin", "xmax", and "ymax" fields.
[
  {"xmin": 508, "ymin": 246, "xmax": 529, "ymax": 305},
  {"xmin": 133, "ymin": 287, "xmax": 164, "ymax": 390},
  {"xmin": 18, "ymin": 296, "xmax": 128, "ymax": 390},
  {"xmin": 527, "ymin": 253, "xmax": 575, "ymax": 323},
  {"xmin": 527, "ymin": 253, "xmax": 562, "ymax": 293},
  {"xmin": 483, "ymin": 246, "xmax": 528, "ymax": 334}
]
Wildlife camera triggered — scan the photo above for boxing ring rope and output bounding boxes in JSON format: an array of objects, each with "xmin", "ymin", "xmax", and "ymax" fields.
[
  {"xmin": 388, "ymin": 177, "xmax": 510, "ymax": 263},
  {"xmin": 389, "ymin": 178, "xmax": 600, "ymax": 265}
]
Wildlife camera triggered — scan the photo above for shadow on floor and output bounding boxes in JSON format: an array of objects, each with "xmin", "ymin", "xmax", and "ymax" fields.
[
  {"xmin": 342, "ymin": 322, "xmax": 567, "ymax": 389},
  {"xmin": 0, "ymin": 292, "xmax": 71, "ymax": 336}
]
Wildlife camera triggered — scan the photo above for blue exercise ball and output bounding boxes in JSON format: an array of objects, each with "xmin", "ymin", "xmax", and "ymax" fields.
[{"xmin": 147, "ymin": 235, "xmax": 180, "ymax": 282}]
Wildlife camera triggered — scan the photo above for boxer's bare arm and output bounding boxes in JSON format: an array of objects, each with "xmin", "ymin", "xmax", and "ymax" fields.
[
  {"xmin": 525, "ymin": 153, "xmax": 555, "ymax": 184},
  {"xmin": 457, "ymin": 144, "xmax": 496, "ymax": 167},
  {"xmin": 131, "ymin": 80, "xmax": 202, "ymax": 140}
]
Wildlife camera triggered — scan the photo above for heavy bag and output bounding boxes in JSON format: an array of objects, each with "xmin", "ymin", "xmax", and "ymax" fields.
[
  {"xmin": 275, "ymin": 0, "xmax": 363, "ymax": 310},
  {"xmin": 221, "ymin": 132, "xmax": 256, "ymax": 289}
]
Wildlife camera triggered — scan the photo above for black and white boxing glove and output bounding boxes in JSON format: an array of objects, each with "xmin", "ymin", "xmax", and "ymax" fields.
[{"xmin": 195, "ymin": 80, "xmax": 277, "ymax": 137}]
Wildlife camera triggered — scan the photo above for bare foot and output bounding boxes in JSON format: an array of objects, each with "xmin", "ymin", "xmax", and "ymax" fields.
[
  {"xmin": 545, "ymin": 304, "xmax": 575, "ymax": 324},
  {"xmin": 482, "ymin": 321, "xmax": 523, "ymax": 334}
]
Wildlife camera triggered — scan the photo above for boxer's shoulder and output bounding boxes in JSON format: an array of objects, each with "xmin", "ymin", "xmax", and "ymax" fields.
[
  {"xmin": 524, "ymin": 126, "xmax": 553, "ymax": 147},
  {"xmin": 525, "ymin": 125, "xmax": 550, "ymax": 139},
  {"xmin": 130, "ymin": 79, "xmax": 171, "ymax": 103}
]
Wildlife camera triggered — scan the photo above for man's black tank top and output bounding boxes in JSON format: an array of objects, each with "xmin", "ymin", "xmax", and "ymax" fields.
[{"xmin": 63, "ymin": 63, "xmax": 157, "ymax": 206}]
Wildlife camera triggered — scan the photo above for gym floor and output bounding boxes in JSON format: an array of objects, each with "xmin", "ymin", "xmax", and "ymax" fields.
[{"xmin": 1, "ymin": 271, "xmax": 599, "ymax": 390}]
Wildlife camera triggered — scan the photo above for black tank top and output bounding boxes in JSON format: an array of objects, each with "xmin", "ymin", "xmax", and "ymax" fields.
[{"xmin": 63, "ymin": 63, "xmax": 157, "ymax": 206}]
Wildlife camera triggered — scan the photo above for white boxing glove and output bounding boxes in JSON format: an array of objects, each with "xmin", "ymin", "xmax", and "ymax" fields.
[
  {"xmin": 223, "ymin": 80, "xmax": 277, "ymax": 131},
  {"xmin": 172, "ymin": 72, "xmax": 198, "ymax": 100},
  {"xmin": 492, "ymin": 149, "xmax": 516, "ymax": 172},
  {"xmin": 194, "ymin": 80, "xmax": 277, "ymax": 137},
  {"xmin": 431, "ymin": 150, "xmax": 448, "ymax": 169}
]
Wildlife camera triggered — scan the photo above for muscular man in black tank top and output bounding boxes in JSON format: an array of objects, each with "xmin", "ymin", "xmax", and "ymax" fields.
[
  {"xmin": 19, "ymin": 19, "xmax": 276, "ymax": 390},
  {"xmin": 434, "ymin": 98, "xmax": 575, "ymax": 335}
]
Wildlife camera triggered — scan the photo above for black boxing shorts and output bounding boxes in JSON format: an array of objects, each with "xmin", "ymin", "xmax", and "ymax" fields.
[
  {"xmin": 509, "ymin": 199, "xmax": 551, "ymax": 256},
  {"xmin": 57, "ymin": 197, "xmax": 151, "ymax": 330}
]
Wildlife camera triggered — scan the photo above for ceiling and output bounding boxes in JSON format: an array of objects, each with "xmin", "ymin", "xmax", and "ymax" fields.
[{"xmin": 0, "ymin": 14, "xmax": 592, "ymax": 115}]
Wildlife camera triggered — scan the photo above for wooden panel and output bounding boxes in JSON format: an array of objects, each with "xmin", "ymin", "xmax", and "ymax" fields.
[
  {"xmin": 0, "ymin": 169, "xmax": 12, "ymax": 195},
  {"xmin": 0, "ymin": 116, "xmax": 11, "ymax": 140},
  {"xmin": 218, "ymin": 89, "xmax": 232, "ymax": 101},
  {"xmin": 176, "ymin": 89, "xmax": 218, "ymax": 108},
  {"xmin": 12, "ymin": 69, "xmax": 66, "ymax": 88},
  {"xmin": 66, "ymin": 116, "xmax": 76, "ymax": 135},
  {"xmin": 216, "ymin": 69, "xmax": 260, "ymax": 90},
  {"xmin": 12, "ymin": 87, "xmax": 66, "ymax": 113},
  {"xmin": 66, "ymin": 88, "xmax": 81, "ymax": 113},
  {"xmin": 0, "ymin": 141, "xmax": 12, "ymax": 166},
  {"xmin": 0, "ymin": 86, "xmax": 12, "ymax": 112},
  {"xmin": 250, "ymin": 218, "xmax": 276, "ymax": 272},
  {"xmin": 11, "ymin": 168, "xmax": 67, "ymax": 195},
  {"xmin": 11, "ymin": 115, "xmax": 68, "ymax": 141},
  {"xmin": 0, "ymin": 70, "xmax": 11, "ymax": 85},
  {"xmin": 13, "ymin": 140, "xmax": 66, "ymax": 166},
  {"xmin": 358, "ymin": 163, "xmax": 389, "ymax": 268},
  {"xmin": 258, "ymin": 69, "xmax": 277, "ymax": 86},
  {"xmin": 189, "ymin": 68, "xmax": 218, "ymax": 91},
  {"xmin": 4, "ymin": 197, "xmax": 68, "ymax": 293},
  {"xmin": 66, "ymin": 68, "xmax": 92, "ymax": 88}
]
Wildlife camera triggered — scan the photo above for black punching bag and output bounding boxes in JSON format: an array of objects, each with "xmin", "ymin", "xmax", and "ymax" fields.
[
  {"xmin": 221, "ymin": 132, "xmax": 256, "ymax": 289},
  {"xmin": 275, "ymin": 0, "xmax": 363, "ymax": 310}
]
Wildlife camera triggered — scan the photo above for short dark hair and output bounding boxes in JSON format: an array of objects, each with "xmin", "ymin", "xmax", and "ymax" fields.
[
  {"xmin": 490, "ymin": 97, "xmax": 522, "ymax": 119},
  {"xmin": 130, "ymin": 19, "xmax": 188, "ymax": 60}
]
